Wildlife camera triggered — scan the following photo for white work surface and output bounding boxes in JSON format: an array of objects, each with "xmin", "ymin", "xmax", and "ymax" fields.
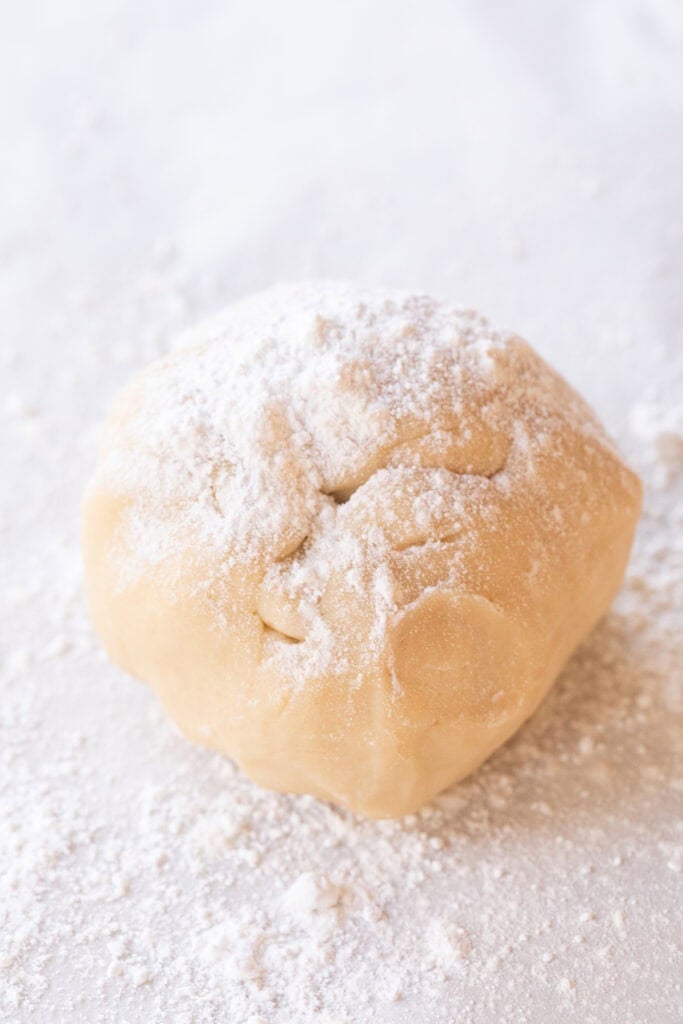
[{"xmin": 1, "ymin": 2, "xmax": 682, "ymax": 1022}]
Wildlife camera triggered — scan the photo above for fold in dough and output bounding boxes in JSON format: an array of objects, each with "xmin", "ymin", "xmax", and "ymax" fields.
[{"xmin": 82, "ymin": 283, "xmax": 641, "ymax": 816}]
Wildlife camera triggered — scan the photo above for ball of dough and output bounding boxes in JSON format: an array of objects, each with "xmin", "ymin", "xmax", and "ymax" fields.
[{"xmin": 82, "ymin": 283, "xmax": 641, "ymax": 817}]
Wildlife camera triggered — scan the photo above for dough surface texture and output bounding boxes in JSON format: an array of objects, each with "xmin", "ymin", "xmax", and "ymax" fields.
[{"xmin": 82, "ymin": 283, "xmax": 642, "ymax": 817}]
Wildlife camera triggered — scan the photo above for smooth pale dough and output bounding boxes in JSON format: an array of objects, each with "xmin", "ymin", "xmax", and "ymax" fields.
[{"xmin": 82, "ymin": 284, "xmax": 642, "ymax": 817}]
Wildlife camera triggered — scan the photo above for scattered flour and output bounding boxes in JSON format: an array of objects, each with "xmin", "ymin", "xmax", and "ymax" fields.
[
  {"xmin": 1, "ymin": 309, "xmax": 682, "ymax": 1021},
  {"xmin": 630, "ymin": 391, "xmax": 683, "ymax": 486},
  {"xmin": 2, "ymin": 1, "xmax": 683, "ymax": 1021}
]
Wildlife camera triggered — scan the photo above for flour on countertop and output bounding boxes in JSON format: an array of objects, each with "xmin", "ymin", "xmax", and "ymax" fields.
[
  {"xmin": 1, "ymin": 332, "xmax": 682, "ymax": 1021},
  {"xmin": 3, "ymin": 0, "xmax": 683, "ymax": 1019},
  {"xmin": 630, "ymin": 391, "xmax": 683, "ymax": 486}
]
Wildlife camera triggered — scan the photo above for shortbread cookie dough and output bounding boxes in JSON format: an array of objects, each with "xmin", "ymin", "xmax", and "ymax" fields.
[{"xmin": 82, "ymin": 283, "xmax": 641, "ymax": 817}]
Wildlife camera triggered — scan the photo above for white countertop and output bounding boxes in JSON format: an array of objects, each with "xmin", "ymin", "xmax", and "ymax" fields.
[{"xmin": 1, "ymin": 2, "xmax": 682, "ymax": 1022}]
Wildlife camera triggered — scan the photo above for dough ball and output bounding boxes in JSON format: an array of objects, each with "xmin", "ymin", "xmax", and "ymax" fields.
[{"xmin": 82, "ymin": 283, "xmax": 641, "ymax": 817}]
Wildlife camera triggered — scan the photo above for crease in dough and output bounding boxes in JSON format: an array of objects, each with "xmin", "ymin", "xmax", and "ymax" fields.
[{"xmin": 82, "ymin": 282, "xmax": 641, "ymax": 817}]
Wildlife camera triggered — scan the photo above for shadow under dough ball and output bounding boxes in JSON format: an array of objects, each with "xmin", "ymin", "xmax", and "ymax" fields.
[{"xmin": 82, "ymin": 283, "xmax": 642, "ymax": 817}]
